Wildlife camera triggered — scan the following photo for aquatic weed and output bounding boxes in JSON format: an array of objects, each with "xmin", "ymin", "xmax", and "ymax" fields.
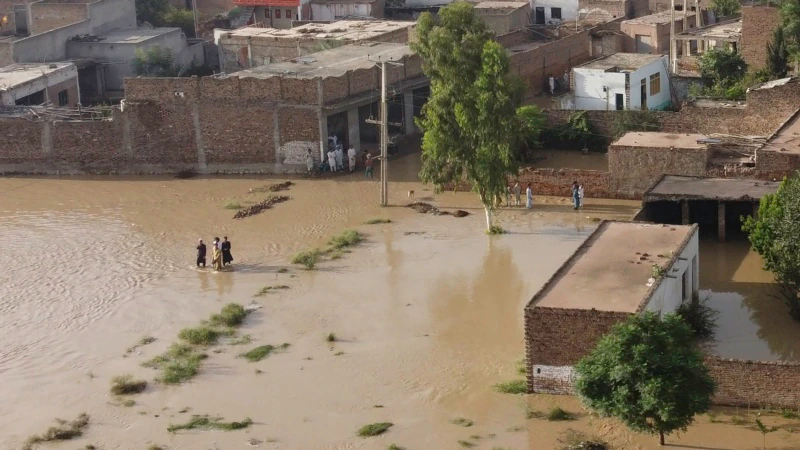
[
  {"xmin": 546, "ymin": 407, "xmax": 574, "ymax": 421},
  {"xmin": 450, "ymin": 417, "xmax": 474, "ymax": 427},
  {"xmin": 22, "ymin": 413, "xmax": 89, "ymax": 450},
  {"xmin": 325, "ymin": 332, "xmax": 337, "ymax": 342},
  {"xmin": 209, "ymin": 303, "xmax": 248, "ymax": 327},
  {"xmin": 255, "ymin": 285, "xmax": 290, "ymax": 296},
  {"xmin": 328, "ymin": 230, "xmax": 363, "ymax": 250},
  {"xmin": 110, "ymin": 374, "xmax": 147, "ymax": 395},
  {"xmin": 224, "ymin": 201, "xmax": 243, "ymax": 210},
  {"xmin": 458, "ymin": 440, "xmax": 476, "ymax": 448},
  {"xmin": 493, "ymin": 379, "xmax": 527, "ymax": 394},
  {"xmin": 178, "ymin": 325, "xmax": 226, "ymax": 346},
  {"xmin": 357, "ymin": 422, "xmax": 393, "ymax": 437},
  {"xmin": 240, "ymin": 343, "xmax": 290, "ymax": 362},
  {"xmin": 292, "ymin": 249, "xmax": 322, "ymax": 270},
  {"xmin": 365, "ymin": 218, "xmax": 392, "ymax": 225},
  {"xmin": 167, "ymin": 415, "xmax": 252, "ymax": 433}
]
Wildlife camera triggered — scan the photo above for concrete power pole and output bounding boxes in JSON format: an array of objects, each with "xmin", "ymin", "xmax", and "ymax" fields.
[
  {"xmin": 380, "ymin": 59, "xmax": 388, "ymax": 207},
  {"xmin": 670, "ymin": 0, "xmax": 676, "ymax": 73}
]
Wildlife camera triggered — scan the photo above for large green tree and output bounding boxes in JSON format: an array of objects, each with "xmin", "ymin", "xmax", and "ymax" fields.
[
  {"xmin": 781, "ymin": 0, "xmax": 800, "ymax": 64},
  {"xmin": 698, "ymin": 47, "xmax": 747, "ymax": 89},
  {"xmin": 132, "ymin": 45, "xmax": 177, "ymax": 77},
  {"xmin": 412, "ymin": 3, "xmax": 533, "ymax": 232},
  {"xmin": 766, "ymin": 26, "xmax": 790, "ymax": 79},
  {"xmin": 743, "ymin": 173, "xmax": 800, "ymax": 320},
  {"xmin": 710, "ymin": 0, "xmax": 740, "ymax": 16},
  {"xmin": 575, "ymin": 312, "xmax": 715, "ymax": 446}
]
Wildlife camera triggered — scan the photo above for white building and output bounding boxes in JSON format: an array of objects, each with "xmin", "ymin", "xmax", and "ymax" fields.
[
  {"xmin": 569, "ymin": 53, "xmax": 670, "ymax": 110},
  {"xmin": 0, "ymin": 62, "xmax": 80, "ymax": 106},
  {"xmin": 532, "ymin": 0, "xmax": 578, "ymax": 24}
]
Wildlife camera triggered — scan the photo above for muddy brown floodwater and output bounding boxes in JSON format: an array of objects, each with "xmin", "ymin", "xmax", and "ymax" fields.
[{"xmin": 1, "ymin": 152, "xmax": 799, "ymax": 450}]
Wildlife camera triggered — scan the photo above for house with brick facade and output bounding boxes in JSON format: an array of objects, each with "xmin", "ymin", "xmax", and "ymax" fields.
[{"xmin": 525, "ymin": 221, "xmax": 699, "ymax": 394}]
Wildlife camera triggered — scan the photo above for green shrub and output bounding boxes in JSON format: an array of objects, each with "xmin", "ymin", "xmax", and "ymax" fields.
[
  {"xmin": 292, "ymin": 249, "xmax": 322, "ymax": 270},
  {"xmin": 547, "ymin": 407, "xmax": 574, "ymax": 421},
  {"xmin": 110, "ymin": 375, "xmax": 148, "ymax": 395},
  {"xmin": 493, "ymin": 379, "xmax": 527, "ymax": 394},
  {"xmin": 240, "ymin": 343, "xmax": 290, "ymax": 362},
  {"xmin": 328, "ymin": 230, "xmax": 363, "ymax": 250},
  {"xmin": 209, "ymin": 303, "xmax": 248, "ymax": 327},
  {"xmin": 357, "ymin": 422, "xmax": 393, "ymax": 437},
  {"xmin": 178, "ymin": 325, "xmax": 224, "ymax": 346},
  {"xmin": 676, "ymin": 298, "xmax": 719, "ymax": 339}
]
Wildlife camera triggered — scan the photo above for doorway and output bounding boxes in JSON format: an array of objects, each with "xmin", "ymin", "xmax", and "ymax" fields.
[
  {"xmin": 615, "ymin": 93, "xmax": 624, "ymax": 110},
  {"xmin": 535, "ymin": 7, "xmax": 545, "ymax": 24},
  {"xmin": 640, "ymin": 79, "xmax": 647, "ymax": 110}
]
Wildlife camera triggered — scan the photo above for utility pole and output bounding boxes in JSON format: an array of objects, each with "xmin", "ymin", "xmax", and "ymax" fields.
[
  {"xmin": 191, "ymin": 0, "xmax": 199, "ymax": 38},
  {"xmin": 365, "ymin": 57, "xmax": 403, "ymax": 207},
  {"xmin": 682, "ymin": 0, "xmax": 688, "ymax": 56},
  {"xmin": 670, "ymin": 0, "xmax": 676, "ymax": 73}
]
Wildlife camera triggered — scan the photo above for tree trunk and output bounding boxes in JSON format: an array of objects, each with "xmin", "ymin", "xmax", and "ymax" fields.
[
  {"xmin": 484, "ymin": 203, "xmax": 493, "ymax": 231},
  {"xmin": 659, "ymin": 431, "xmax": 665, "ymax": 446}
]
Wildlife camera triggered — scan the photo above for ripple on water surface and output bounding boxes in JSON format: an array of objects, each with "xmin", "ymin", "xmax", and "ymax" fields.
[{"xmin": 0, "ymin": 211, "xmax": 167, "ymax": 380}]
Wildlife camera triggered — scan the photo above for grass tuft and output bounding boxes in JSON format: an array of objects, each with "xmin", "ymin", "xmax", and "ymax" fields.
[
  {"xmin": 731, "ymin": 415, "xmax": 749, "ymax": 426},
  {"xmin": 147, "ymin": 445, "xmax": 165, "ymax": 450},
  {"xmin": 110, "ymin": 374, "xmax": 148, "ymax": 395},
  {"xmin": 328, "ymin": 230, "xmax": 363, "ymax": 250},
  {"xmin": 277, "ymin": 267, "xmax": 289, "ymax": 273},
  {"xmin": 167, "ymin": 415, "xmax": 253, "ymax": 433},
  {"xmin": 334, "ymin": 351, "xmax": 345, "ymax": 356},
  {"xmin": 506, "ymin": 425, "xmax": 526, "ymax": 432},
  {"xmin": 22, "ymin": 413, "xmax": 90, "ymax": 450},
  {"xmin": 486, "ymin": 225, "xmax": 506, "ymax": 235},
  {"xmin": 228, "ymin": 334, "xmax": 252, "ymax": 345},
  {"xmin": 782, "ymin": 408, "xmax": 799, "ymax": 419},
  {"xmin": 292, "ymin": 249, "xmax": 322, "ymax": 270},
  {"xmin": 255, "ymin": 285, "xmax": 290, "ymax": 296},
  {"xmin": 547, "ymin": 407, "xmax": 575, "ymax": 422},
  {"xmin": 357, "ymin": 422, "xmax": 393, "ymax": 437},
  {"xmin": 122, "ymin": 399, "xmax": 136, "ymax": 407},
  {"xmin": 240, "ymin": 343, "xmax": 290, "ymax": 362},
  {"xmin": 224, "ymin": 201, "xmax": 243, "ymax": 210},
  {"xmin": 178, "ymin": 325, "xmax": 225, "ymax": 346},
  {"xmin": 326, "ymin": 332, "xmax": 337, "ymax": 342},
  {"xmin": 209, "ymin": 303, "xmax": 248, "ymax": 327},
  {"xmin": 143, "ymin": 343, "xmax": 207, "ymax": 384},
  {"xmin": 493, "ymin": 379, "xmax": 527, "ymax": 394},
  {"xmin": 365, "ymin": 218, "xmax": 392, "ymax": 225},
  {"xmin": 450, "ymin": 417, "xmax": 474, "ymax": 427},
  {"xmin": 458, "ymin": 440, "xmax": 476, "ymax": 448},
  {"xmin": 516, "ymin": 357, "xmax": 527, "ymax": 375},
  {"xmin": 387, "ymin": 444, "xmax": 404, "ymax": 450}
]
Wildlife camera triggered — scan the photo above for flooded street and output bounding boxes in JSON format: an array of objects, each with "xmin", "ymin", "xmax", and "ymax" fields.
[{"xmin": 2, "ymin": 152, "xmax": 799, "ymax": 449}]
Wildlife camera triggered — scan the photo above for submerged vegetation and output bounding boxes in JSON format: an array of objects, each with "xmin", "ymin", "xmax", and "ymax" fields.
[
  {"xmin": 167, "ymin": 415, "xmax": 253, "ymax": 433},
  {"xmin": 110, "ymin": 375, "xmax": 148, "ymax": 395},
  {"xmin": 292, "ymin": 230, "xmax": 365, "ymax": 269},
  {"xmin": 22, "ymin": 413, "xmax": 90, "ymax": 450},
  {"xmin": 357, "ymin": 422, "xmax": 393, "ymax": 437},
  {"xmin": 239, "ymin": 343, "xmax": 290, "ymax": 362},
  {"xmin": 493, "ymin": 379, "xmax": 527, "ymax": 394}
]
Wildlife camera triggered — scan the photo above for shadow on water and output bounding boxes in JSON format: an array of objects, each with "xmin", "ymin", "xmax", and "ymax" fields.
[{"xmin": 700, "ymin": 239, "xmax": 800, "ymax": 361}]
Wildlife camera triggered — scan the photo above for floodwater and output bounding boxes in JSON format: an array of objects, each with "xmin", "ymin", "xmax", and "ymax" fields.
[
  {"xmin": 533, "ymin": 150, "xmax": 609, "ymax": 171},
  {"xmin": 1, "ymin": 152, "xmax": 799, "ymax": 449},
  {"xmin": 701, "ymin": 240, "xmax": 800, "ymax": 362}
]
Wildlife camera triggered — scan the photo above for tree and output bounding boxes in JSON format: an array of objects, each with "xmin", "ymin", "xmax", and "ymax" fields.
[
  {"xmin": 161, "ymin": 7, "xmax": 196, "ymax": 38},
  {"xmin": 781, "ymin": 0, "xmax": 800, "ymax": 64},
  {"xmin": 710, "ymin": 0, "xmax": 740, "ymax": 16},
  {"xmin": 135, "ymin": 0, "xmax": 169, "ymax": 25},
  {"xmin": 698, "ymin": 47, "xmax": 747, "ymax": 88},
  {"xmin": 766, "ymin": 26, "xmax": 789, "ymax": 80},
  {"xmin": 742, "ymin": 173, "xmax": 800, "ymax": 320},
  {"xmin": 516, "ymin": 105, "xmax": 546, "ymax": 160},
  {"xmin": 132, "ymin": 45, "xmax": 177, "ymax": 77},
  {"xmin": 411, "ymin": 3, "xmax": 525, "ymax": 232},
  {"xmin": 574, "ymin": 312, "xmax": 715, "ymax": 446}
]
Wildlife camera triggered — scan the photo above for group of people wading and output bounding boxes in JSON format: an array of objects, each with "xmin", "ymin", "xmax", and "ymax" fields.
[{"xmin": 196, "ymin": 237, "xmax": 233, "ymax": 271}]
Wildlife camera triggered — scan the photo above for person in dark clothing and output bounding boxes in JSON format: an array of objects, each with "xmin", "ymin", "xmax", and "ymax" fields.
[
  {"xmin": 196, "ymin": 239, "xmax": 207, "ymax": 267},
  {"xmin": 221, "ymin": 236, "xmax": 233, "ymax": 266}
]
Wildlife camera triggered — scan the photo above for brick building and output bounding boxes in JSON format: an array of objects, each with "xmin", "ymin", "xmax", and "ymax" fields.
[
  {"xmin": 739, "ymin": 5, "xmax": 780, "ymax": 70},
  {"xmin": 578, "ymin": 0, "xmax": 648, "ymax": 24},
  {"xmin": 473, "ymin": 1, "xmax": 530, "ymax": 35},
  {"xmin": 0, "ymin": 62, "xmax": 80, "ymax": 106},
  {"xmin": 525, "ymin": 221, "xmax": 699, "ymax": 393},
  {"xmin": 620, "ymin": 10, "xmax": 694, "ymax": 54},
  {"xmin": 215, "ymin": 20, "xmax": 415, "ymax": 73}
]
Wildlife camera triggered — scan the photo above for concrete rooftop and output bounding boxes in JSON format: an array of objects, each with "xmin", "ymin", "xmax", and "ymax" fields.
[
  {"xmin": 229, "ymin": 42, "xmax": 413, "ymax": 79},
  {"xmin": 613, "ymin": 132, "xmax": 708, "ymax": 149},
  {"xmin": 577, "ymin": 53, "xmax": 666, "ymax": 71},
  {"xmin": 223, "ymin": 20, "xmax": 414, "ymax": 41},
  {"xmin": 0, "ymin": 62, "xmax": 75, "ymax": 90},
  {"xmin": 473, "ymin": 1, "xmax": 528, "ymax": 12},
  {"xmin": 622, "ymin": 10, "xmax": 692, "ymax": 25},
  {"xmin": 644, "ymin": 175, "xmax": 779, "ymax": 202},
  {"xmin": 528, "ymin": 221, "xmax": 696, "ymax": 312},
  {"xmin": 676, "ymin": 18, "xmax": 741, "ymax": 41},
  {"xmin": 70, "ymin": 27, "xmax": 181, "ymax": 44},
  {"xmin": 762, "ymin": 109, "xmax": 800, "ymax": 154}
]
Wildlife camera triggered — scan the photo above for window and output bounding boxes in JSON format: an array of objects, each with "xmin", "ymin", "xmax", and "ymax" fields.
[
  {"xmin": 265, "ymin": 8, "xmax": 270, "ymax": 18},
  {"xmin": 551, "ymin": 7, "xmax": 562, "ymax": 20},
  {"xmin": 286, "ymin": 9, "xmax": 292, "ymax": 19},
  {"xmin": 275, "ymin": 8, "xmax": 281, "ymax": 18},
  {"xmin": 649, "ymin": 72, "xmax": 661, "ymax": 95},
  {"xmin": 57, "ymin": 89, "xmax": 68, "ymax": 106},
  {"xmin": 682, "ymin": 270, "xmax": 688, "ymax": 301}
]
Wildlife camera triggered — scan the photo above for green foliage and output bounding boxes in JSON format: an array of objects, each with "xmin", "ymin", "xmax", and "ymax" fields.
[
  {"xmin": 328, "ymin": 229, "xmax": 363, "ymax": 250},
  {"xmin": 547, "ymin": 407, "xmax": 574, "ymax": 421},
  {"xmin": 167, "ymin": 415, "xmax": 252, "ymax": 433},
  {"xmin": 710, "ymin": 0, "xmax": 740, "ymax": 16},
  {"xmin": 412, "ymin": 3, "xmax": 523, "ymax": 231},
  {"xmin": 541, "ymin": 111, "xmax": 604, "ymax": 151},
  {"xmin": 22, "ymin": 413, "xmax": 90, "ymax": 450},
  {"xmin": 676, "ymin": 298, "xmax": 719, "ymax": 339},
  {"xmin": 766, "ymin": 26, "xmax": 790, "ymax": 80},
  {"xmin": 178, "ymin": 325, "xmax": 227, "ymax": 345},
  {"xmin": 357, "ymin": 422, "xmax": 393, "ymax": 437},
  {"xmin": 743, "ymin": 173, "xmax": 800, "ymax": 320},
  {"xmin": 610, "ymin": 110, "xmax": 662, "ymax": 139},
  {"xmin": 143, "ymin": 343, "xmax": 207, "ymax": 384},
  {"xmin": 161, "ymin": 6, "xmax": 196, "ymax": 38},
  {"xmin": 517, "ymin": 104, "xmax": 547, "ymax": 160},
  {"xmin": 493, "ymin": 379, "xmax": 527, "ymax": 394},
  {"xmin": 574, "ymin": 312, "xmax": 715, "ymax": 445},
  {"xmin": 755, "ymin": 415, "xmax": 778, "ymax": 450},
  {"xmin": 132, "ymin": 45, "xmax": 177, "ymax": 77},
  {"xmin": 781, "ymin": 0, "xmax": 800, "ymax": 61},
  {"xmin": 209, "ymin": 303, "xmax": 248, "ymax": 327},
  {"xmin": 364, "ymin": 218, "xmax": 392, "ymax": 224},
  {"xmin": 292, "ymin": 249, "xmax": 322, "ymax": 269},
  {"xmin": 110, "ymin": 375, "xmax": 148, "ymax": 395},
  {"xmin": 135, "ymin": 0, "xmax": 169, "ymax": 26},
  {"xmin": 239, "ymin": 343, "xmax": 290, "ymax": 362},
  {"xmin": 227, "ymin": 6, "xmax": 243, "ymax": 19},
  {"xmin": 450, "ymin": 417, "xmax": 474, "ymax": 427},
  {"xmin": 699, "ymin": 47, "xmax": 747, "ymax": 89}
]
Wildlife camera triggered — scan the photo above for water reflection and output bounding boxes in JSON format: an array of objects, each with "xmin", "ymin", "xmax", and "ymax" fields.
[{"xmin": 701, "ymin": 240, "xmax": 800, "ymax": 361}]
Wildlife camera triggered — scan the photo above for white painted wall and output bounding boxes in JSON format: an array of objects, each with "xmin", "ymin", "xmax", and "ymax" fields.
[
  {"xmin": 644, "ymin": 229, "xmax": 699, "ymax": 315},
  {"xmin": 532, "ymin": 0, "xmax": 578, "ymax": 23},
  {"xmin": 532, "ymin": 365, "xmax": 575, "ymax": 394},
  {"xmin": 310, "ymin": 2, "xmax": 374, "ymax": 20},
  {"xmin": 627, "ymin": 56, "xmax": 670, "ymax": 110},
  {"xmin": 573, "ymin": 69, "xmax": 625, "ymax": 110}
]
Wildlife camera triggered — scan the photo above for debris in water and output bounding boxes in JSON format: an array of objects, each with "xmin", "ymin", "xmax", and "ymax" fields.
[
  {"xmin": 407, "ymin": 202, "xmax": 469, "ymax": 218},
  {"xmin": 452, "ymin": 210, "xmax": 469, "ymax": 218},
  {"xmin": 233, "ymin": 196, "xmax": 290, "ymax": 219},
  {"xmin": 250, "ymin": 181, "xmax": 294, "ymax": 193}
]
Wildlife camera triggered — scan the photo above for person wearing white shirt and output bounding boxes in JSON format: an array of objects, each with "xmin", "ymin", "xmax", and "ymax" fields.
[
  {"xmin": 347, "ymin": 146, "xmax": 357, "ymax": 172},
  {"xmin": 335, "ymin": 145, "xmax": 344, "ymax": 171},
  {"xmin": 327, "ymin": 149, "xmax": 337, "ymax": 172}
]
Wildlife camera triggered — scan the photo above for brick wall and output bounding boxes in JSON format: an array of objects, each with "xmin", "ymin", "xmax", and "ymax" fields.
[
  {"xmin": 30, "ymin": 2, "xmax": 88, "ymax": 34},
  {"xmin": 525, "ymin": 307, "xmax": 632, "ymax": 393},
  {"xmin": 510, "ymin": 30, "xmax": 592, "ymax": 99},
  {"xmin": 706, "ymin": 357, "xmax": 800, "ymax": 408},
  {"xmin": 516, "ymin": 167, "xmax": 630, "ymax": 199},
  {"xmin": 608, "ymin": 143, "xmax": 710, "ymax": 198},
  {"xmin": 741, "ymin": 6, "xmax": 780, "ymax": 71},
  {"xmin": 579, "ymin": 0, "xmax": 630, "ymax": 23},
  {"xmin": 46, "ymin": 77, "xmax": 80, "ymax": 107}
]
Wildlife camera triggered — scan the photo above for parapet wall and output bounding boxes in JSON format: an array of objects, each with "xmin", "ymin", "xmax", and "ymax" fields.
[{"xmin": 706, "ymin": 357, "xmax": 800, "ymax": 408}]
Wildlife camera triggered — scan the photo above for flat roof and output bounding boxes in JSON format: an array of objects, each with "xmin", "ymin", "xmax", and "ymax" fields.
[
  {"xmin": 622, "ymin": 10, "xmax": 692, "ymax": 25},
  {"xmin": 762, "ymin": 109, "xmax": 800, "ymax": 154},
  {"xmin": 70, "ymin": 27, "xmax": 181, "ymax": 44},
  {"xmin": 612, "ymin": 132, "xmax": 708, "ymax": 149},
  {"xmin": 576, "ymin": 53, "xmax": 666, "ymax": 71},
  {"xmin": 676, "ymin": 18, "xmax": 741, "ymax": 41},
  {"xmin": 0, "ymin": 62, "xmax": 75, "ymax": 89},
  {"xmin": 644, "ymin": 175, "xmax": 779, "ymax": 202},
  {"xmin": 223, "ymin": 20, "xmax": 413, "ymax": 41},
  {"xmin": 229, "ymin": 42, "xmax": 412, "ymax": 79},
  {"xmin": 473, "ymin": 1, "xmax": 528, "ymax": 12},
  {"xmin": 528, "ymin": 221, "xmax": 696, "ymax": 312}
]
